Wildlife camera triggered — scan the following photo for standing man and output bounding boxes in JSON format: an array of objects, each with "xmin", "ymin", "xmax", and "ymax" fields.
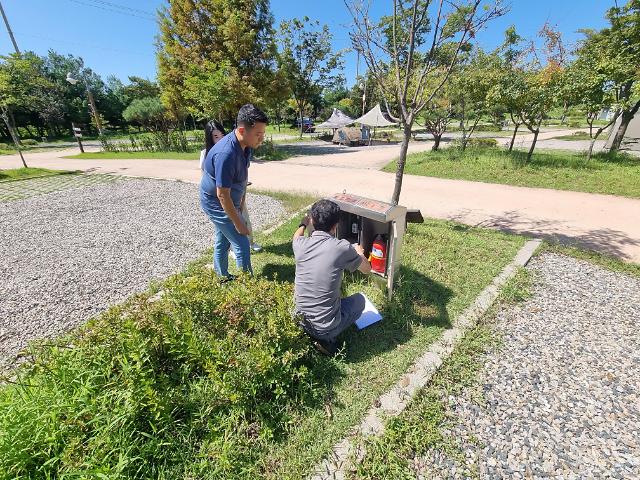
[
  {"xmin": 293, "ymin": 199, "xmax": 372, "ymax": 355},
  {"xmin": 200, "ymin": 104, "xmax": 268, "ymax": 279}
]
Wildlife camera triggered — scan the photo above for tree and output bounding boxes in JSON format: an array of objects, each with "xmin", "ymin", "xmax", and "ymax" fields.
[
  {"xmin": 577, "ymin": 0, "xmax": 640, "ymax": 153},
  {"xmin": 419, "ymin": 82, "xmax": 453, "ymax": 151},
  {"xmin": 278, "ymin": 17, "xmax": 344, "ymax": 137},
  {"xmin": 0, "ymin": 52, "xmax": 50, "ymax": 167},
  {"xmin": 157, "ymin": 0, "xmax": 276, "ymax": 121},
  {"xmin": 450, "ymin": 48, "xmax": 501, "ymax": 150},
  {"xmin": 489, "ymin": 24, "xmax": 566, "ymax": 162},
  {"xmin": 563, "ymin": 56, "xmax": 621, "ymax": 160},
  {"xmin": 122, "ymin": 97, "xmax": 166, "ymax": 132},
  {"xmin": 346, "ymin": 0, "xmax": 506, "ymax": 205}
]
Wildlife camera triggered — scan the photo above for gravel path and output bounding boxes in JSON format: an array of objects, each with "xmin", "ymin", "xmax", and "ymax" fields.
[
  {"xmin": 0, "ymin": 176, "xmax": 285, "ymax": 368},
  {"xmin": 419, "ymin": 253, "xmax": 640, "ymax": 479}
]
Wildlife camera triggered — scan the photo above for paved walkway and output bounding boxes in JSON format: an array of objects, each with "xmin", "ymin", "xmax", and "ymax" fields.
[{"xmin": 2, "ymin": 140, "xmax": 639, "ymax": 263}]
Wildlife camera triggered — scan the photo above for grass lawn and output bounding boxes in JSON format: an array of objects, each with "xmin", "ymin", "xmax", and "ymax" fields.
[
  {"xmin": 0, "ymin": 191, "xmax": 525, "ymax": 478},
  {"xmin": 0, "ymin": 167, "xmax": 74, "ymax": 181},
  {"xmin": 552, "ymin": 132, "xmax": 593, "ymax": 141},
  {"xmin": 385, "ymin": 147, "xmax": 640, "ymax": 198},
  {"xmin": 63, "ymin": 151, "xmax": 199, "ymax": 160}
]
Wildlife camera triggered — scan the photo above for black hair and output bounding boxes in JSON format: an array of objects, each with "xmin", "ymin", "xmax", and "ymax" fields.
[
  {"xmin": 311, "ymin": 199, "xmax": 340, "ymax": 232},
  {"xmin": 204, "ymin": 120, "xmax": 226, "ymax": 155},
  {"xmin": 236, "ymin": 104, "xmax": 269, "ymax": 129}
]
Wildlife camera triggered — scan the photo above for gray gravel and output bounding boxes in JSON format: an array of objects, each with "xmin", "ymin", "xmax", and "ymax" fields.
[
  {"xmin": 416, "ymin": 253, "xmax": 640, "ymax": 479},
  {"xmin": 0, "ymin": 176, "xmax": 284, "ymax": 368}
]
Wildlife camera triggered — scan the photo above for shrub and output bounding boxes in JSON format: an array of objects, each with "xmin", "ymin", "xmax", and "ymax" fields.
[
  {"xmin": 0, "ymin": 272, "xmax": 319, "ymax": 478},
  {"xmin": 20, "ymin": 139, "xmax": 38, "ymax": 146},
  {"xmin": 467, "ymin": 137, "xmax": 498, "ymax": 148},
  {"xmin": 0, "ymin": 142, "xmax": 10, "ymax": 150}
]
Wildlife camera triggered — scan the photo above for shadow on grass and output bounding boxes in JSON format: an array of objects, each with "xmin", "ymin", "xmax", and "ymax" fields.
[{"xmin": 342, "ymin": 265, "xmax": 453, "ymax": 364}]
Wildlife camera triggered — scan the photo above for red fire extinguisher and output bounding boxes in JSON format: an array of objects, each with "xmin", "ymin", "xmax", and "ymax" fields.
[{"xmin": 369, "ymin": 234, "xmax": 387, "ymax": 274}]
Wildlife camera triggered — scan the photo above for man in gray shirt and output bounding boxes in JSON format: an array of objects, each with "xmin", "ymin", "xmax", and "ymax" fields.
[{"xmin": 293, "ymin": 199, "xmax": 371, "ymax": 355}]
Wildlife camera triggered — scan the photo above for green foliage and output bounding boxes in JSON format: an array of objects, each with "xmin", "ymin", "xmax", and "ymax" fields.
[
  {"xmin": 100, "ymin": 130, "xmax": 199, "ymax": 154},
  {"xmin": 0, "ymin": 274, "xmax": 319, "ymax": 479},
  {"xmin": 19, "ymin": 138, "xmax": 38, "ymax": 146},
  {"xmin": 122, "ymin": 97, "xmax": 166, "ymax": 131},
  {"xmin": 278, "ymin": 16, "xmax": 344, "ymax": 137},
  {"xmin": 157, "ymin": 0, "xmax": 276, "ymax": 119}
]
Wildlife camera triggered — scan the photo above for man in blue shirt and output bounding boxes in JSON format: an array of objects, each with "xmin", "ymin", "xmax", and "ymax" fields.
[{"xmin": 200, "ymin": 104, "xmax": 268, "ymax": 279}]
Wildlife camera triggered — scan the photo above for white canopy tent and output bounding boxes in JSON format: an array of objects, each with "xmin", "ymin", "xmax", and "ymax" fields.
[
  {"xmin": 315, "ymin": 108, "xmax": 355, "ymax": 129},
  {"xmin": 352, "ymin": 104, "xmax": 397, "ymax": 127}
]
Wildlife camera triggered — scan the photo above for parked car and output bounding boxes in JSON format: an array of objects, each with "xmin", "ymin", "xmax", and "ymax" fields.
[{"xmin": 294, "ymin": 117, "xmax": 315, "ymax": 133}]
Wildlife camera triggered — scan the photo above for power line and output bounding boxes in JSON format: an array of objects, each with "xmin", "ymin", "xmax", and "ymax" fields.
[
  {"xmin": 64, "ymin": 0, "xmax": 156, "ymax": 22},
  {"xmin": 79, "ymin": 0, "xmax": 156, "ymax": 17},
  {"xmin": 14, "ymin": 31, "xmax": 151, "ymax": 57}
]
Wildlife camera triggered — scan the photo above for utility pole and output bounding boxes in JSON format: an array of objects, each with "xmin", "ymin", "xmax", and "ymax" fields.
[
  {"xmin": 0, "ymin": 1, "xmax": 27, "ymax": 167},
  {"xmin": 0, "ymin": 1, "xmax": 20, "ymax": 54}
]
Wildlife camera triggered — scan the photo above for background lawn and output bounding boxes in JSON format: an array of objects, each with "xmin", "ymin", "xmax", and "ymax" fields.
[
  {"xmin": 384, "ymin": 147, "xmax": 640, "ymax": 198},
  {"xmin": 64, "ymin": 151, "xmax": 199, "ymax": 160},
  {"xmin": 0, "ymin": 167, "xmax": 74, "ymax": 181}
]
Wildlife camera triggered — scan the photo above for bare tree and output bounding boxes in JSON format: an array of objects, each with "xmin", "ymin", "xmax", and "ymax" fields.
[{"xmin": 346, "ymin": 0, "xmax": 506, "ymax": 204}]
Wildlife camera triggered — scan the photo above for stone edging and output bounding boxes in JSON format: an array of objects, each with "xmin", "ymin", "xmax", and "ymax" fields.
[{"xmin": 308, "ymin": 238, "xmax": 543, "ymax": 480}]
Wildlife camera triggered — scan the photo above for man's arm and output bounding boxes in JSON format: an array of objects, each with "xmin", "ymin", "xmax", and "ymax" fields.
[
  {"xmin": 293, "ymin": 214, "xmax": 310, "ymax": 240},
  {"xmin": 217, "ymin": 187, "xmax": 250, "ymax": 235},
  {"xmin": 353, "ymin": 244, "xmax": 372, "ymax": 274}
]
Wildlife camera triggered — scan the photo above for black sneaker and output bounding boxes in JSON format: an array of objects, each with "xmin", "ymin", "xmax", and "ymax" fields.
[
  {"xmin": 313, "ymin": 338, "xmax": 338, "ymax": 356},
  {"xmin": 220, "ymin": 274, "xmax": 236, "ymax": 284}
]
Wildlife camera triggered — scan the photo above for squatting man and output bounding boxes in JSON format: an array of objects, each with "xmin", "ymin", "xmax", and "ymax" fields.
[{"xmin": 293, "ymin": 199, "xmax": 372, "ymax": 355}]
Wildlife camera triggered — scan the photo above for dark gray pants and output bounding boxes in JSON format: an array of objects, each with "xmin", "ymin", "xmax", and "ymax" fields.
[{"xmin": 306, "ymin": 293, "xmax": 366, "ymax": 343}]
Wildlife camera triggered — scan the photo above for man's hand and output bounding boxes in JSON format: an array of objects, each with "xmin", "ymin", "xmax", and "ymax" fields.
[
  {"xmin": 235, "ymin": 220, "xmax": 250, "ymax": 236},
  {"xmin": 300, "ymin": 213, "xmax": 311, "ymax": 227},
  {"xmin": 353, "ymin": 244, "xmax": 365, "ymax": 257}
]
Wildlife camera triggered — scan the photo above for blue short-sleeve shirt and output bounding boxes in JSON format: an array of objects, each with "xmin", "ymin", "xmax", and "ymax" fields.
[{"xmin": 200, "ymin": 131, "xmax": 251, "ymax": 211}]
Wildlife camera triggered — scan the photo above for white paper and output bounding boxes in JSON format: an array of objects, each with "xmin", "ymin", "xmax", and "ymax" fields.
[{"xmin": 355, "ymin": 293, "xmax": 383, "ymax": 329}]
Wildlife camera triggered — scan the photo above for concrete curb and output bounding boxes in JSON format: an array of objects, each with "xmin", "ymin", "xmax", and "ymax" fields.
[{"xmin": 309, "ymin": 238, "xmax": 543, "ymax": 480}]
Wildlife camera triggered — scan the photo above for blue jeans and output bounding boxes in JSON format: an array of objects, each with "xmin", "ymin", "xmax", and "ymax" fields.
[{"xmin": 200, "ymin": 193, "xmax": 252, "ymax": 278}]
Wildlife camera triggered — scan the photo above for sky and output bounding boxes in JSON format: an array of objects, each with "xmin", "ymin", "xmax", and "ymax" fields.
[{"xmin": 0, "ymin": 0, "xmax": 618, "ymax": 87}]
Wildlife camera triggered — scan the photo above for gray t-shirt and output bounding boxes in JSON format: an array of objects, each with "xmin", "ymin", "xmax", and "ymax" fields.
[{"xmin": 293, "ymin": 230, "xmax": 363, "ymax": 334}]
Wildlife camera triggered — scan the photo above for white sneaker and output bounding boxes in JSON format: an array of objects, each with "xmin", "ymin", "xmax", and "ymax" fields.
[{"xmin": 251, "ymin": 242, "xmax": 263, "ymax": 252}]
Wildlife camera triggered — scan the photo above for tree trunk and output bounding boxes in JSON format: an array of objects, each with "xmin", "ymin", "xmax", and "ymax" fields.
[
  {"xmin": 586, "ymin": 138, "xmax": 596, "ymax": 162},
  {"xmin": 391, "ymin": 123, "xmax": 413, "ymax": 205},
  {"xmin": 299, "ymin": 108, "xmax": 304, "ymax": 138},
  {"xmin": 526, "ymin": 128, "xmax": 539, "ymax": 163},
  {"xmin": 432, "ymin": 134, "xmax": 441, "ymax": 151},
  {"xmin": 609, "ymin": 103, "xmax": 639, "ymax": 153},
  {"xmin": 508, "ymin": 123, "xmax": 519, "ymax": 152}
]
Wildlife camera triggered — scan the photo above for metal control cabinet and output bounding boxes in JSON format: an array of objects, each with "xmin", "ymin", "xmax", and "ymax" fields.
[{"xmin": 326, "ymin": 193, "xmax": 407, "ymax": 299}]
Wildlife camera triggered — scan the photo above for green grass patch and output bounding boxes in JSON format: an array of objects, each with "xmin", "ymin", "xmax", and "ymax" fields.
[
  {"xmin": 351, "ymin": 267, "xmax": 532, "ymax": 479},
  {"xmin": 63, "ymin": 151, "xmax": 199, "ymax": 160},
  {"xmin": 0, "ymin": 202, "xmax": 524, "ymax": 478},
  {"xmin": 0, "ymin": 167, "xmax": 74, "ymax": 182},
  {"xmin": 386, "ymin": 147, "xmax": 640, "ymax": 198},
  {"xmin": 538, "ymin": 242, "xmax": 640, "ymax": 279},
  {"xmin": 552, "ymin": 132, "xmax": 592, "ymax": 141}
]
